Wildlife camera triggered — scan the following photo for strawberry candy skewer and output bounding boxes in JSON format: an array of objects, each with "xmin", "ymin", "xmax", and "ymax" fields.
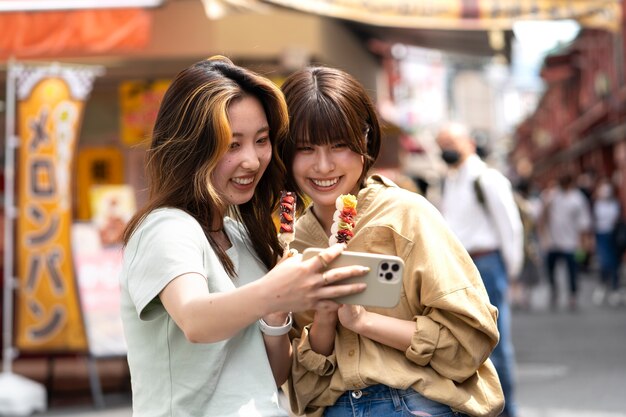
[{"xmin": 278, "ymin": 191, "xmax": 296, "ymax": 251}]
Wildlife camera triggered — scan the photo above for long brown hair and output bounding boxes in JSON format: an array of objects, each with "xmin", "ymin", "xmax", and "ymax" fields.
[
  {"xmin": 277, "ymin": 66, "xmax": 381, "ymax": 214},
  {"xmin": 123, "ymin": 56, "xmax": 288, "ymax": 276}
]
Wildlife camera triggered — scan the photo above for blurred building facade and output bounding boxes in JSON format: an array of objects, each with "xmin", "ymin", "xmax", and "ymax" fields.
[{"xmin": 511, "ymin": 0, "xmax": 626, "ymax": 207}]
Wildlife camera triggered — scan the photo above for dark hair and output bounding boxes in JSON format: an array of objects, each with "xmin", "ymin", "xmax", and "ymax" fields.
[
  {"xmin": 278, "ymin": 66, "xmax": 381, "ymax": 213},
  {"xmin": 123, "ymin": 56, "xmax": 289, "ymax": 276}
]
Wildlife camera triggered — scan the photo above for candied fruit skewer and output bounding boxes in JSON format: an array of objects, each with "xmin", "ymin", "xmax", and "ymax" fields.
[{"xmin": 278, "ymin": 191, "xmax": 296, "ymax": 251}]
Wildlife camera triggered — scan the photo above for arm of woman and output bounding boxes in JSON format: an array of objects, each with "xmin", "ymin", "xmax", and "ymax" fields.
[
  {"xmin": 287, "ymin": 328, "xmax": 336, "ymax": 416},
  {"xmin": 338, "ymin": 197, "xmax": 500, "ymax": 384},
  {"xmin": 159, "ymin": 244, "xmax": 368, "ymax": 344},
  {"xmin": 404, "ymin": 289, "xmax": 499, "ymax": 383},
  {"xmin": 262, "ymin": 259, "xmax": 368, "ymax": 385},
  {"xmin": 309, "ymin": 310, "xmax": 338, "ymax": 355},
  {"xmin": 159, "ymin": 272, "xmax": 274, "ymax": 343},
  {"xmin": 261, "ymin": 312, "xmax": 292, "ymax": 386},
  {"xmin": 261, "ymin": 248, "xmax": 342, "ymax": 386},
  {"xmin": 407, "ymin": 199, "xmax": 500, "ymax": 382},
  {"xmin": 338, "ymin": 305, "xmax": 414, "ymax": 351},
  {"xmin": 337, "ymin": 290, "xmax": 499, "ymax": 384}
]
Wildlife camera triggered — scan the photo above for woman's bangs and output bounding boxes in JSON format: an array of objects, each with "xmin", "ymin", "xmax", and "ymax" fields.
[{"xmin": 294, "ymin": 99, "xmax": 352, "ymax": 147}]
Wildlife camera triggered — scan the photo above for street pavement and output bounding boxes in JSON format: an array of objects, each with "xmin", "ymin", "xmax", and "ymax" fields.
[
  {"xmin": 511, "ymin": 271, "xmax": 626, "ymax": 417},
  {"xmin": 26, "ymin": 271, "xmax": 626, "ymax": 417}
]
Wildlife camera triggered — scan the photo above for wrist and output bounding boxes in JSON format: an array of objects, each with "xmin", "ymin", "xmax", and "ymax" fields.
[
  {"xmin": 314, "ymin": 310, "xmax": 338, "ymax": 323},
  {"xmin": 259, "ymin": 312, "xmax": 293, "ymax": 336},
  {"xmin": 347, "ymin": 311, "xmax": 369, "ymax": 334},
  {"xmin": 262, "ymin": 312, "xmax": 289, "ymax": 326}
]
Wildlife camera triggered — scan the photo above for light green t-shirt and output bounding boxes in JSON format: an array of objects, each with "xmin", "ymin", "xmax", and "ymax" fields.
[{"xmin": 120, "ymin": 208, "xmax": 288, "ymax": 417}]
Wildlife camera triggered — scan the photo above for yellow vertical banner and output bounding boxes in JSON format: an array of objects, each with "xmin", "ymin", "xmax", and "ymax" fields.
[{"xmin": 14, "ymin": 65, "xmax": 101, "ymax": 352}]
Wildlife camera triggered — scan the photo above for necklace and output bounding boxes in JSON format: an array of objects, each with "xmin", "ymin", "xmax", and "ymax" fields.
[{"xmin": 210, "ymin": 228, "xmax": 231, "ymax": 251}]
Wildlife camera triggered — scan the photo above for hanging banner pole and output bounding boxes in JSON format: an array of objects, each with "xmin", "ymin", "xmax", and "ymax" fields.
[
  {"xmin": 0, "ymin": 57, "xmax": 47, "ymax": 417},
  {"xmin": 2, "ymin": 57, "xmax": 18, "ymax": 375}
]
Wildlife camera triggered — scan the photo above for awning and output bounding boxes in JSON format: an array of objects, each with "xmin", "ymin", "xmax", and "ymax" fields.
[
  {"xmin": 259, "ymin": 0, "xmax": 621, "ymax": 31},
  {"xmin": 0, "ymin": 1, "xmax": 164, "ymax": 59},
  {"xmin": 243, "ymin": 0, "xmax": 622, "ymax": 57}
]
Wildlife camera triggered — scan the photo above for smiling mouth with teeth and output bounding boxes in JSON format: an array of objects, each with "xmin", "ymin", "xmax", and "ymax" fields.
[
  {"xmin": 312, "ymin": 178, "xmax": 339, "ymax": 187},
  {"xmin": 233, "ymin": 177, "xmax": 254, "ymax": 185}
]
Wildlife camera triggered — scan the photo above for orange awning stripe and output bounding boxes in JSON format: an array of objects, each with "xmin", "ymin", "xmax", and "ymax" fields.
[{"xmin": 0, "ymin": 9, "xmax": 151, "ymax": 59}]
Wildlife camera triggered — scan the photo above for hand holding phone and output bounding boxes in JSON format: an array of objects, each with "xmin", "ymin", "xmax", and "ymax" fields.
[{"xmin": 302, "ymin": 248, "xmax": 404, "ymax": 308}]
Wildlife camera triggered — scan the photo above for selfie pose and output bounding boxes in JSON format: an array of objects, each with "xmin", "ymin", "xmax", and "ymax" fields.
[
  {"xmin": 119, "ymin": 57, "xmax": 368, "ymax": 417},
  {"xmin": 278, "ymin": 66, "xmax": 504, "ymax": 417}
]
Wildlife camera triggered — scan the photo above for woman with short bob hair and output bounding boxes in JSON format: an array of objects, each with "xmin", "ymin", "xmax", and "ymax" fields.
[{"xmin": 279, "ymin": 66, "xmax": 504, "ymax": 417}]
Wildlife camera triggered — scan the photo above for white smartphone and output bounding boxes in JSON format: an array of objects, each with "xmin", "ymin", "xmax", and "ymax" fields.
[{"xmin": 302, "ymin": 248, "xmax": 405, "ymax": 308}]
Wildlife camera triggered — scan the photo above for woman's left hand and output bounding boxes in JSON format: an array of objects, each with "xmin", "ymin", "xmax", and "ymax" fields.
[{"xmin": 337, "ymin": 304, "xmax": 367, "ymax": 333}]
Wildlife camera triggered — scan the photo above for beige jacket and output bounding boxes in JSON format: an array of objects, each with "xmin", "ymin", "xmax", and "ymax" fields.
[{"xmin": 287, "ymin": 175, "xmax": 504, "ymax": 417}]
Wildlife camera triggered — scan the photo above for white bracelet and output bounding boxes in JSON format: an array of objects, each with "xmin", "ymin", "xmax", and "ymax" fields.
[{"xmin": 259, "ymin": 312, "xmax": 293, "ymax": 336}]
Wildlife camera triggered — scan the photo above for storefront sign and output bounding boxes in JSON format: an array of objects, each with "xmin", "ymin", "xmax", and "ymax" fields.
[
  {"xmin": 72, "ymin": 223, "xmax": 127, "ymax": 357},
  {"xmin": 119, "ymin": 80, "xmax": 170, "ymax": 146}
]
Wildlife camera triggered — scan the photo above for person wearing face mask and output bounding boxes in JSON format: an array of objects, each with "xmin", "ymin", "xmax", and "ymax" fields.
[
  {"xmin": 436, "ymin": 123, "xmax": 523, "ymax": 417},
  {"xmin": 591, "ymin": 179, "xmax": 623, "ymax": 306}
]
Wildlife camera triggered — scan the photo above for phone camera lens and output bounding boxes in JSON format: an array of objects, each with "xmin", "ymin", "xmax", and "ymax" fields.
[
  {"xmin": 385, "ymin": 272, "xmax": 394, "ymax": 280},
  {"xmin": 391, "ymin": 263, "xmax": 400, "ymax": 272},
  {"xmin": 381, "ymin": 262, "xmax": 389, "ymax": 271}
]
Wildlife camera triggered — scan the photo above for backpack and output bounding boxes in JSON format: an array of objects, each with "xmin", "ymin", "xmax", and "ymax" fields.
[{"xmin": 473, "ymin": 176, "xmax": 538, "ymax": 264}]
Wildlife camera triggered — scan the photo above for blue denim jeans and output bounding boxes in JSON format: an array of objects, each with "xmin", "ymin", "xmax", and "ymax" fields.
[
  {"xmin": 472, "ymin": 251, "xmax": 517, "ymax": 417},
  {"xmin": 323, "ymin": 384, "xmax": 467, "ymax": 417},
  {"xmin": 545, "ymin": 250, "xmax": 579, "ymax": 297},
  {"xmin": 595, "ymin": 232, "xmax": 620, "ymax": 290}
]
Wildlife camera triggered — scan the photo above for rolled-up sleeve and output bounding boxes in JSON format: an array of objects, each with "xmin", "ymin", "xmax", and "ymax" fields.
[
  {"xmin": 405, "ymin": 287, "xmax": 499, "ymax": 383},
  {"xmin": 287, "ymin": 325, "xmax": 336, "ymax": 416},
  {"xmin": 405, "ymin": 315, "xmax": 440, "ymax": 366},
  {"xmin": 403, "ymin": 202, "xmax": 501, "ymax": 383},
  {"xmin": 294, "ymin": 325, "xmax": 337, "ymax": 375}
]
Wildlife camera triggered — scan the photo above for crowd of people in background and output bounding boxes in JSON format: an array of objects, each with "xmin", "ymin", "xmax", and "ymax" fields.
[
  {"xmin": 513, "ymin": 171, "xmax": 625, "ymax": 310},
  {"xmin": 426, "ymin": 125, "xmax": 626, "ymax": 417},
  {"xmin": 423, "ymin": 129, "xmax": 625, "ymax": 313}
]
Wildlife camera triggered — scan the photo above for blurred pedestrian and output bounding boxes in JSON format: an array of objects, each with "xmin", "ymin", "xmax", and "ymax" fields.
[
  {"xmin": 511, "ymin": 179, "xmax": 544, "ymax": 310},
  {"xmin": 575, "ymin": 171, "xmax": 596, "ymax": 272},
  {"xmin": 591, "ymin": 178, "xmax": 622, "ymax": 306},
  {"xmin": 436, "ymin": 122, "xmax": 523, "ymax": 417},
  {"xmin": 119, "ymin": 56, "xmax": 368, "ymax": 417},
  {"xmin": 279, "ymin": 67, "xmax": 503, "ymax": 417},
  {"xmin": 541, "ymin": 174, "xmax": 592, "ymax": 311}
]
